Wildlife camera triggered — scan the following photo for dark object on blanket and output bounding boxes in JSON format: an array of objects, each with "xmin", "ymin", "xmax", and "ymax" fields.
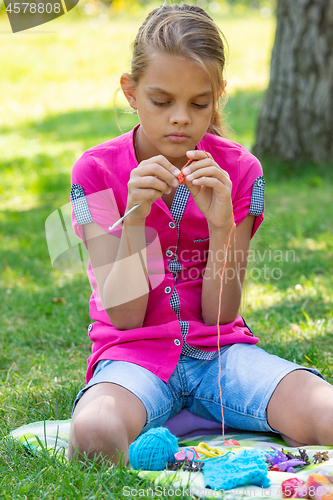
[
  {"xmin": 313, "ymin": 451, "xmax": 329, "ymax": 464},
  {"xmin": 266, "ymin": 447, "xmax": 306, "ymax": 473},
  {"xmin": 167, "ymin": 458, "xmax": 205, "ymax": 472},
  {"xmin": 283, "ymin": 448, "xmax": 311, "ymax": 467}
]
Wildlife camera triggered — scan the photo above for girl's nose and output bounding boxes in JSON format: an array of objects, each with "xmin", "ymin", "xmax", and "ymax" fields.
[{"xmin": 170, "ymin": 106, "xmax": 191, "ymax": 125}]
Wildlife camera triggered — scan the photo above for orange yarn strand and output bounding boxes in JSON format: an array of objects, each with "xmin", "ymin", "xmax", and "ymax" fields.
[
  {"xmin": 178, "ymin": 151, "xmax": 210, "ymax": 184},
  {"xmin": 178, "ymin": 151, "xmax": 234, "ymax": 442},
  {"xmin": 217, "ymin": 213, "xmax": 235, "ymax": 443},
  {"xmin": 179, "ymin": 159, "xmax": 196, "ymax": 184}
]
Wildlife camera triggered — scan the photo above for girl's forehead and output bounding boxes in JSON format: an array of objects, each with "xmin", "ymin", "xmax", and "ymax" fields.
[
  {"xmin": 145, "ymin": 51, "xmax": 206, "ymax": 75},
  {"xmin": 139, "ymin": 52, "xmax": 214, "ymax": 94}
]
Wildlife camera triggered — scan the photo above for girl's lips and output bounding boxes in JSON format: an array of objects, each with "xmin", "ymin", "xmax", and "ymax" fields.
[{"xmin": 166, "ymin": 134, "xmax": 189, "ymax": 143}]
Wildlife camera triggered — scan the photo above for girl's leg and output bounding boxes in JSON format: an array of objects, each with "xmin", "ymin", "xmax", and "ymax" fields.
[
  {"xmin": 69, "ymin": 359, "xmax": 177, "ymax": 464},
  {"xmin": 266, "ymin": 369, "xmax": 333, "ymax": 447},
  {"xmin": 188, "ymin": 344, "xmax": 330, "ymax": 445},
  {"xmin": 69, "ymin": 382, "xmax": 147, "ymax": 464}
]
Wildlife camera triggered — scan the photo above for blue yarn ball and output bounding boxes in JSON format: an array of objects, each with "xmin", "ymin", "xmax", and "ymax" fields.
[{"xmin": 129, "ymin": 427, "xmax": 178, "ymax": 471}]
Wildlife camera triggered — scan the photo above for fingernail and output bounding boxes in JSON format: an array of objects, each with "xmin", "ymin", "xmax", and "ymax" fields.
[
  {"xmin": 173, "ymin": 178, "xmax": 179, "ymax": 187},
  {"xmin": 182, "ymin": 167, "xmax": 190, "ymax": 175},
  {"xmin": 187, "ymin": 150, "xmax": 195, "ymax": 157}
]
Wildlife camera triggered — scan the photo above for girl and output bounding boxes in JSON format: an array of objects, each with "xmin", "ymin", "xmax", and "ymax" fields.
[{"xmin": 68, "ymin": 3, "xmax": 333, "ymax": 464}]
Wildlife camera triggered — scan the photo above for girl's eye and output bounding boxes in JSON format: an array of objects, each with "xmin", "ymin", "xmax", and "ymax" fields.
[
  {"xmin": 151, "ymin": 100, "xmax": 209, "ymax": 108},
  {"xmin": 152, "ymin": 100, "xmax": 168, "ymax": 106}
]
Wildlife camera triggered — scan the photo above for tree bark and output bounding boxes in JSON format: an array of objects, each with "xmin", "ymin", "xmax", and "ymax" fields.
[{"xmin": 253, "ymin": 0, "xmax": 333, "ymax": 163}]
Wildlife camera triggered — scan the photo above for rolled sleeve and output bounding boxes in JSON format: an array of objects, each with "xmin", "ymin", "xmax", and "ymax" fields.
[{"xmin": 232, "ymin": 150, "xmax": 265, "ymax": 238}]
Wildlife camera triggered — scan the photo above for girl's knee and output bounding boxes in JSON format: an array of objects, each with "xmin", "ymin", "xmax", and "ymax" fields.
[
  {"xmin": 267, "ymin": 370, "xmax": 333, "ymax": 446},
  {"xmin": 69, "ymin": 406, "xmax": 130, "ymax": 463}
]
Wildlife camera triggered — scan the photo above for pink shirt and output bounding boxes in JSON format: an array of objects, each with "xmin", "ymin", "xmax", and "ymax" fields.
[{"xmin": 71, "ymin": 125, "xmax": 265, "ymax": 383}]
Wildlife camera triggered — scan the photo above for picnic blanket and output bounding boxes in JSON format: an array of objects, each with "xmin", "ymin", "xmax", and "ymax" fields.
[{"xmin": 9, "ymin": 419, "xmax": 333, "ymax": 499}]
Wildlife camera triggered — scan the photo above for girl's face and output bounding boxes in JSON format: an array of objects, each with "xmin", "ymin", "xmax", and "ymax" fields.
[{"xmin": 125, "ymin": 52, "xmax": 216, "ymax": 169}]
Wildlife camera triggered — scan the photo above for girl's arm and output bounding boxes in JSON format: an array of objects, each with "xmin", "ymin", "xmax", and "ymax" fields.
[
  {"xmin": 201, "ymin": 214, "xmax": 255, "ymax": 326},
  {"xmin": 82, "ymin": 155, "xmax": 179, "ymax": 330},
  {"xmin": 83, "ymin": 217, "xmax": 149, "ymax": 331}
]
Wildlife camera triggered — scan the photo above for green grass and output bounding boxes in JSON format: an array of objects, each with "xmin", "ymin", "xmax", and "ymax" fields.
[
  {"xmin": 1, "ymin": 7, "xmax": 333, "ymax": 499},
  {"xmin": 0, "ymin": 436, "xmax": 180, "ymax": 499},
  {"xmin": 244, "ymin": 165, "xmax": 333, "ymax": 374}
]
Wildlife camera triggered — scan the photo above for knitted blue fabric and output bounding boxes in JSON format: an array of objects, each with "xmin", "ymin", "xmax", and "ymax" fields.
[
  {"xmin": 203, "ymin": 449, "xmax": 270, "ymax": 491},
  {"xmin": 129, "ymin": 427, "xmax": 178, "ymax": 471}
]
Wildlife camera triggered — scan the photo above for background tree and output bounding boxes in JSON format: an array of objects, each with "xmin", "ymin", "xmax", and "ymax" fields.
[{"xmin": 254, "ymin": 0, "xmax": 333, "ymax": 163}]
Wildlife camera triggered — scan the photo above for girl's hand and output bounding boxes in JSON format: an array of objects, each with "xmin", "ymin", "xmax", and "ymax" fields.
[
  {"xmin": 126, "ymin": 155, "xmax": 179, "ymax": 222},
  {"xmin": 181, "ymin": 150, "xmax": 233, "ymax": 230}
]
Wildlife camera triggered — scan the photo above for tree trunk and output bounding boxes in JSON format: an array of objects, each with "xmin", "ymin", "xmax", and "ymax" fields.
[{"xmin": 253, "ymin": 0, "xmax": 333, "ymax": 163}]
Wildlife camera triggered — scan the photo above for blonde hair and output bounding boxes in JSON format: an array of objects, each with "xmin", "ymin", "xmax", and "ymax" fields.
[{"xmin": 129, "ymin": 3, "xmax": 228, "ymax": 137}]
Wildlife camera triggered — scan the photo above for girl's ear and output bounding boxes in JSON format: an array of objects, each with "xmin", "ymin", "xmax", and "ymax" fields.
[
  {"xmin": 217, "ymin": 80, "xmax": 227, "ymax": 100},
  {"xmin": 120, "ymin": 73, "xmax": 137, "ymax": 110}
]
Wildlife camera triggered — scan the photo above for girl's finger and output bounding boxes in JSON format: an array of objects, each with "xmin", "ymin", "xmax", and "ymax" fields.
[
  {"xmin": 178, "ymin": 153, "xmax": 211, "ymax": 184},
  {"xmin": 185, "ymin": 165, "xmax": 232, "ymax": 187},
  {"xmin": 191, "ymin": 176, "xmax": 231, "ymax": 195},
  {"xmin": 182, "ymin": 158, "xmax": 215, "ymax": 175},
  {"xmin": 138, "ymin": 175, "xmax": 173, "ymax": 191},
  {"xmin": 140, "ymin": 155, "xmax": 179, "ymax": 178},
  {"xmin": 186, "ymin": 150, "xmax": 212, "ymax": 160},
  {"xmin": 136, "ymin": 162, "xmax": 179, "ymax": 188},
  {"xmin": 130, "ymin": 175, "xmax": 174, "ymax": 195}
]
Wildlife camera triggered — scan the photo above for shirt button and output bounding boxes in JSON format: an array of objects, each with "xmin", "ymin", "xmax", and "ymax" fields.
[
  {"xmin": 88, "ymin": 324, "xmax": 93, "ymax": 332},
  {"xmin": 257, "ymin": 179, "xmax": 263, "ymax": 187},
  {"xmin": 165, "ymin": 286, "xmax": 172, "ymax": 294},
  {"xmin": 166, "ymin": 250, "xmax": 173, "ymax": 258},
  {"xmin": 174, "ymin": 339, "xmax": 181, "ymax": 346},
  {"xmin": 169, "ymin": 222, "xmax": 176, "ymax": 229}
]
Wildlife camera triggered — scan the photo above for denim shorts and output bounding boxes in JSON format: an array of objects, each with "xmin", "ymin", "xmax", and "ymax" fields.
[{"xmin": 73, "ymin": 343, "xmax": 324, "ymax": 435}]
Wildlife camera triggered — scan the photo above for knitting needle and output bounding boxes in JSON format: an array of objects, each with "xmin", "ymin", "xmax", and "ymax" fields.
[{"xmin": 108, "ymin": 202, "xmax": 143, "ymax": 231}]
